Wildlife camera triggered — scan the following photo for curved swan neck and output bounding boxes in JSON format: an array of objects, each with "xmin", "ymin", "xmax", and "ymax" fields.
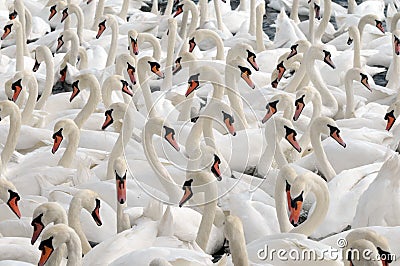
[
  {"xmin": 315, "ymin": 0, "xmax": 331, "ymax": 43},
  {"xmin": 74, "ymin": 76, "xmax": 101, "ymax": 129},
  {"xmin": 69, "ymin": 4, "xmax": 84, "ymax": 45},
  {"xmin": 213, "ymin": 0, "xmax": 223, "ymax": 31},
  {"xmin": 275, "ymin": 166, "xmax": 296, "ymax": 232},
  {"xmin": 164, "ymin": 0, "xmax": 174, "ymax": 16},
  {"xmin": 344, "ymin": 71, "xmax": 356, "ymax": 118},
  {"xmin": 0, "ymin": 104, "xmax": 21, "ymax": 173},
  {"xmin": 20, "ymin": 75, "xmax": 38, "ymax": 125},
  {"xmin": 101, "ymin": 76, "xmax": 124, "ymax": 108},
  {"xmin": 199, "ymin": 0, "xmax": 207, "ymax": 27},
  {"xmin": 256, "ymin": 2, "xmax": 266, "ymax": 52},
  {"xmin": 391, "ymin": 13, "xmax": 400, "ymax": 32},
  {"xmin": 68, "ymin": 197, "xmax": 91, "ymax": 254},
  {"xmin": 290, "ymin": 173, "xmax": 329, "ymax": 236},
  {"xmin": 139, "ymin": 33, "xmax": 162, "ymax": 61},
  {"xmin": 66, "ymin": 228, "xmax": 82, "ymax": 266},
  {"xmin": 351, "ymin": 27, "xmax": 361, "ymax": 68},
  {"xmin": 14, "ymin": 20, "xmax": 25, "ymax": 72},
  {"xmin": 35, "ymin": 48, "xmax": 54, "ymax": 110},
  {"xmin": 308, "ymin": 0, "xmax": 315, "ymax": 44},
  {"xmin": 310, "ymin": 123, "xmax": 336, "ymax": 180},
  {"xmin": 248, "ymin": 0, "xmax": 256, "ymax": 35},
  {"xmin": 106, "ymin": 18, "xmax": 118, "ymax": 66},
  {"xmin": 348, "ymin": 0, "xmax": 356, "ymax": 14},
  {"xmin": 258, "ymin": 119, "xmax": 278, "ymax": 176},
  {"xmin": 58, "ymin": 121, "xmax": 80, "ymax": 168},
  {"xmin": 92, "ymin": 0, "xmax": 105, "ymax": 30},
  {"xmin": 193, "ymin": 30, "xmax": 224, "ymax": 60},
  {"xmin": 119, "ymin": 0, "xmax": 129, "ymax": 21},
  {"xmin": 138, "ymin": 58, "xmax": 158, "ymax": 118}
]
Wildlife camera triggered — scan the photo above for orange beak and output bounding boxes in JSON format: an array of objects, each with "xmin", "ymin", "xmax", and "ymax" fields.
[
  {"xmin": 185, "ymin": 80, "xmax": 199, "ymax": 97},
  {"xmin": 165, "ymin": 132, "xmax": 180, "ymax": 151},
  {"xmin": 247, "ymin": 54, "xmax": 259, "ymax": 71},
  {"xmin": 48, "ymin": 5, "xmax": 57, "ymax": 21},
  {"xmin": 7, "ymin": 191, "xmax": 21, "ymax": 219},
  {"xmin": 173, "ymin": 4, "xmax": 183, "ymax": 17},
  {"xmin": 56, "ymin": 38, "xmax": 64, "ymax": 52},
  {"xmin": 289, "ymin": 200, "xmax": 303, "ymax": 226},
  {"xmin": 61, "ymin": 8, "xmax": 69, "ymax": 23},
  {"xmin": 59, "ymin": 65, "xmax": 67, "ymax": 82},
  {"xmin": 33, "ymin": 60, "xmax": 41, "ymax": 72},
  {"xmin": 91, "ymin": 199, "xmax": 102, "ymax": 226},
  {"xmin": 211, "ymin": 155, "xmax": 222, "ymax": 181},
  {"xmin": 127, "ymin": 67, "xmax": 136, "ymax": 85},
  {"xmin": 376, "ymin": 20, "xmax": 385, "ymax": 34},
  {"xmin": 395, "ymin": 37, "xmax": 400, "ymax": 55},
  {"xmin": 102, "ymin": 110, "xmax": 114, "ymax": 130},
  {"xmin": 293, "ymin": 98, "xmax": 305, "ymax": 121},
  {"xmin": 330, "ymin": 129, "xmax": 346, "ymax": 148},
  {"xmin": 38, "ymin": 243, "xmax": 54, "ymax": 266},
  {"xmin": 96, "ymin": 22, "xmax": 106, "ymax": 39},
  {"xmin": 271, "ymin": 78, "xmax": 279, "ymax": 88},
  {"xmin": 277, "ymin": 62, "xmax": 286, "ymax": 81},
  {"xmin": 11, "ymin": 84, "xmax": 22, "ymax": 102},
  {"xmin": 285, "ymin": 133, "xmax": 302, "ymax": 153},
  {"xmin": 285, "ymin": 181, "xmax": 291, "ymax": 211},
  {"xmin": 31, "ymin": 214, "xmax": 44, "ymax": 245},
  {"xmin": 241, "ymin": 71, "xmax": 255, "ymax": 89},
  {"xmin": 1, "ymin": 26, "xmax": 11, "ymax": 40},
  {"xmin": 287, "ymin": 44, "xmax": 298, "ymax": 60},
  {"xmin": 52, "ymin": 134, "xmax": 63, "ymax": 154},
  {"xmin": 69, "ymin": 81, "xmax": 80, "ymax": 102},
  {"xmin": 121, "ymin": 80, "xmax": 134, "ymax": 96},
  {"xmin": 262, "ymin": 105, "xmax": 276, "ymax": 123},
  {"xmin": 130, "ymin": 38, "xmax": 138, "ymax": 55},
  {"xmin": 224, "ymin": 118, "xmax": 236, "ymax": 136},
  {"xmin": 385, "ymin": 111, "xmax": 396, "ymax": 131},
  {"xmin": 189, "ymin": 38, "xmax": 196, "ymax": 52},
  {"xmin": 151, "ymin": 65, "xmax": 165, "ymax": 78},
  {"xmin": 116, "ymin": 173, "xmax": 127, "ymax": 204},
  {"xmin": 360, "ymin": 75, "xmax": 371, "ymax": 92}
]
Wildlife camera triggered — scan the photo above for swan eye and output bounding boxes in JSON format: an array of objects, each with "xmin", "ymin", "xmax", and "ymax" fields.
[
  {"xmin": 290, "ymin": 191, "xmax": 304, "ymax": 209},
  {"xmin": 347, "ymin": 37, "xmax": 353, "ymax": 45},
  {"xmin": 12, "ymin": 79, "xmax": 22, "ymax": 89},
  {"xmin": 3, "ymin": 24, "xmax": 12, "ymax": 32},
  {"xmin": 127, "ymin": 62, "xmax": 135, "ymax": 72},
  {"xmin": 284, "ymin": 125, "xmax": 297, "ymax": 138},
  {"xmin": 238, "ymin": 65, "xmax": 252, "ymax": 76},
  {"xmin": 222, "ymin": 111, "xmax": 234, "ymax": 124},
  {"xmin": 52, "ymin": 128, "xmax": 63, "ymax": 140},
  {"xmin": 246, "ymin": 49, "xmax": 256, "ymax": 59},
  {"xmin": 295, "ymin": 95, "xmax": 305, "ymax": 106},
  {"xmin": 271, "ymin": 78, "xmax": 278, "ymax": 88},
  {"xmin": 163, "ymin": 126, "xmax": 175, "ymax": 138},
  {"xmin": 175, "ymin": 57, "xmax": 182, "ymax": 64},
  {"xmin": 375, "ymin": 20, "xmax": 385, "ymax": 33},
  {"xmin": 9, "ymin": 10, "xmax": 17, "ymax": 20},
  {"xmin": 266, "ymin": 100, "xmax": 278, "ymax": 111}
]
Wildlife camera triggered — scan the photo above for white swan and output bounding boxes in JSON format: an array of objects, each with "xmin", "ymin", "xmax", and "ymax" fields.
[
  {"xmin": 37, "ymin": 224, "xmax": 82, "ymax": 266},
  {"xmin": 95, "ymin": 14, "xmax": 118, "ymax": 67}
]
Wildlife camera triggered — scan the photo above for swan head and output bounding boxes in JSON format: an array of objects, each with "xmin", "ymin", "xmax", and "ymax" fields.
[
  {"xmin": 172, "ymin": 57, "xmax": 182, "ymax": 75},
  {"xmin": 147, "ymin": 61, "xmax": 165, "ymax": 78},
  {"xmin": 384, "ymin": 101, "xmax": 400, "ymax": 131},
  {"xmin": 8, "ymin": 10, "xmax": 17, "ymax": 20},
  {"xmin": 270, "ymin": 60, "xmax": 286, "ymax": 88},
  {"xmin": 246, "ymin": 50, "xmax": 259, "ymax": 71},
  {"xmin": 197, "ymin": 146, "xmax": 222, "ymax": 181},
  {"xmin": 173, "ymin": 4, "xmax": 184, "ymax": 17},
  {"xmin": 38, "ymin": 224, "xmax": 80, "ymax": 266},
  {"xmin": 73, "ymin": 189, "xmax": 103, "ymax": 226},
  {"xmin": 56, "ymin": 35, "xmax": 64, "ymax": 52},
  {"xmin": 287, "ymin": 40, "xmax": 311, "ymax": 60},
  {"xmin": 114, "ymin": 158, "xmax": 128, "ymax": 204},
  {"xmin": 52, "ymin": 119, "xmax": 78, "ymax": 154},
  {"xmin": 61, "ymin": 7, "xmax": 69, "ymax": 23},
  {"xmin": 128, "ymin": 30, "xmax": 139, "ymax": 55},
  {"xmin": 222, "ymin": 110, "xmax": 236, "ymax": 136},
  {"xmin": 347, "ymin": 26, "xmax": 359, "ymax": 46},
  {"xmin": 312, "ymin": 117, "xmax": 346, "ymax": 147},
  {"xmin": 32, "ymin": 46, "xmax": 50, "ymax": 72},
  {"xmin": 48, "ymin": 4, "xmax": 57, "ymax": 21},
  {"xmin": 101, "ymin": 102, "xmax": 128, "ymax": 130},
  {"xmin": 185, "ymin": 73, "xmax": 200, "ymax": 97},
  {"xmin": 293, "ymin": 86, "xmax": 318, "ymax": 121},
  {"xmin": 237, "ymin": 65, "xmax": 255, "ymax": 89},
  {"xmin": 322, "ymin": 50, "xmax": 336, "ymax": 69},
  {"xmin": 1, "ymin": 21, "xmax": 14, "ymax": 40},
  {"xmin": 188, "ymin": 37, "xmax": 196, "ymax": 53},
  {"xmin": 31, "ymin": 202, "xmax": 67, "ymax": 245},
  {"xmin": 345, "ymin": 68, "xmax": 371, "ymax": 92},
  {"xmin": 96, "ymin": 18, "xmax": 107, "ymax": 39},
  {"xmin": 163, "ymin": 125, "xmax": 180, "ymax": 151},
  {"xmin": 0, "ymin": 178, "xmax": 21, "ymax": 219},
  {"xmin": 262, "ymin": 94, "xmax": 293, "ymax": 123}
]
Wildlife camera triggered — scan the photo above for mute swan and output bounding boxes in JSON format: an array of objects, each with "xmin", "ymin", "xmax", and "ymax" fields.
[
  {"xmin": 95, "ymin": 14, "xmax": 118, "ymax": 67},
  {"xmin": 114, "ymin": 157, "xmax": 130, "ymax": 233},
  {"xmin": 38, "ymin": 224, "xmax": 82, "ymax": 266},
  {"xmin": 0, "ymin": 178, "xmax": 21, "ymax": 219},
  {"xmin": 187, "ymin": 29, "xmax": 225, "ymax": 60},
  {"xmin": 223, "ymin": 214, "xmax": 249, "ymax": 266}
]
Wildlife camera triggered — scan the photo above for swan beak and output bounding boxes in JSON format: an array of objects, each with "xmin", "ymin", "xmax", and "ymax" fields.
[
  {"xmin": 360, "ymin": 74, "xmax": 371, "ymax": 92},
  {"xmin": 92, "ymin": 199, "xmax": 102, "ymax": 226},
  {"xmin": 347, "ymin": 37, "xmax": 353, "ymax": 45},
  {"xmin": 172, "ymin": 57, "xmax": 182, "ymax": 75},
  {"xmin": 150, "ymin": 64, "xmax": 165, "ymax": 79},
  {"xmin": 69, "ymin": 81, "xmax": 80, "ymax": 102},
  {"xmin": 276, "ymin": 61, "xmax": 286, "ymax": 81},
  {"xmin": 116, "ymin": 172, "xmax": 127, "ymax": 204},
  {"xmin": 185, "ymin": 79, "xmax": 199, "ymax": 97},
  {"xmin": 33, "ymin": 60, "xmax": 41, "ymax": 72},
  {"xmin": 38, "ymin": 239, "xmax": 54, "ymax": 266},
  {"xmin": 385, "ymin": 110, "xmax": 396, "ymax": 131},
  {"xmin": 222, "ymin": 111, "xmax": 236, "ymax": 136},
  {"xmin": 211, "ymin": 155, "xmax": 222, "ymax": 181},
  {"xmin": 56, "ymin": 37, "xmax": 64, "ymax": 52},
  {"xmin": 130, "ymin": 38, "xmax": 139, "ymax": 55},
  {"xmin": 314, "ymin": 3, "xmax": 321, "ymax": 20},
  {"xmin": 96, "ymin": 21, "xmax": 106, "ymax": 39},
  {"xmin": 173, "ymin": 4, "xmax": 184, "ymax": 17},
  {"xmin": 7, "ymin": 190, "xmax": 21, "ymax": 219},
  {"xmin": 289, "ymin": 198, "xmax": 303, "ymax": 226},
  {"xmin": 179, "ymin": 179, "xmax": 193, "ymax": 207},
  {"xmin": 188, "ymin": 37, "xmax": 196, "ymax": 53},
  {"xmin": 127, "ymin": 64, "xmax": 136, "ymax": 85},
  {"xmin": 271, "ymin": 78, "xmax": 279, "ymax": 88},
  {"xmin": 323, "ymin": 50, "xmax": 336, "ymax": 69},
  {"xmin": 165, "ymin": 131, "xmax": 180, "ymax": 151},
  {"xmin": 59, "ymin": 65, "xmax": 67, "ymax": 82},
  {"xmin": 102, "ymin": 109, "xmax": 114, "ymax": 130},
  {"xmin": 221, "ymin": 0, "xmax": 226, "ymax": 3},
  {"xmin": 87, "ymin": 0, "xmax": 93, "ymax": 4},
  {"xmin": 293, "ymin": 96, "xmax": 305, "ymax": 121},
  {"xmin": 1, "ymin": 25, "xmax": 11, "ymax": 40},
  {"xmin": 31, "ymin": 214, "xmax": 44, "ymax": 245},
  {"xmin": 247, "ymin": 50, "xmax": 259, "ymax": 71},
  {"xmin": 262, "ymin": 105, "xmax": 276, "ymax": 123},
  {"xmin": 375, "ymin": 20, "xmax": 385, "ymax": 34},
  {"xmin": 287, "ymin": 44, "xmax": 298, "ymax": 60},
  {"xmin": 61, "ymin": 8, "xmax": 69, "ymax": 23},
  {"xmin": 121, "ymin": 80, "xmax": 134, "ymax": 96},
  {"xmin": 286, "ymin": 132, "xmax": 302, "ymax": 153},
  {"xmin": 329, "ymin": 126, "xmax": 346, "ymax": 148},
  {"xmin": 239, "ymin": 66, "xmax": 255, "ymax": 89},
  {"xmin": 52, "ymin": 129, "xmax": 63, "ymax": 154},
  {"xmin": 11, "ymin": 80, "xmax": 23, "ymax": 102},
  {"xmin": 48, "ymin": 5, "xmax": 57, "ymax": 21}
]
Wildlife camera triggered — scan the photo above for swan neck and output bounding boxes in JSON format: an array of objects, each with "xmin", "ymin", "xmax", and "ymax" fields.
[
  {"xmin": 290, "ymin": 0, "xmax": 300, "ymax": 23},
  {"xmin": 249, "ymin": 0, "xmax": 256, "ymax": 35},
  {"xmin": 161, "ymin": 19, "xmax": 177, "ymax": 91},
  {"xmin": 353, "ymin": 30, "xmax": 361, "ymax": 68},
  {"xmin": 74, "ymin": 80, "xmax": 101, "ymax": 129},
  {"xmin": 256, "ymin": 3, "xmax": 266, "ymax": 52},
  {"xmin": 310, "ymin": 127, "xmax": 336, "ymax": 180},
  {"xmin": 15, "ymin": 22, "xmax": 25, "ymax": 72},
  {"xmin": 213, "ymin": 0, "xmax": 223, "ymax": 31},
  {"xmin": 35, "ymin": 51, "xmax": 55, "ymax": 110},
  {"xmin": 315, "ymin": 0, "xmax": 331, "ymax": 43},
  {"xmin": 0, "ymin": 109, "xmax": 21, "ymax": 172},
  {"xmin": 258, "ymin": 120, "xmax": 277, "ymax": 176},
  {"xmin": 138, "ymin": 66, "xmax": 158, "ymax": 118},
  {"xmin": 20, "ymin": 77, "xmax": 38, "ymax": 125},
  {"xmin": 119, "ymin": 0, "xmax": 129, "ymax": 20},
  {"xmin": 66, "ymin": 229, "xmax": 83, "ymax": 266},
  {"xmin": 344, "ymin": 76, "xmax": 355, "ymax": 118},
  {"xmin": 92, "ymin": 0, "xmax": 105, "ymax": 30},
  {"xmin": 68, "ymin": 198, "xmax": 91, "ymax": 254},
  {"xmin": 58, "ymin": 125, "xmax": 79, "ymax": 168},
  {"xmin": 106, "ymin": 21, "xmax": 118, "ymax": 66}
]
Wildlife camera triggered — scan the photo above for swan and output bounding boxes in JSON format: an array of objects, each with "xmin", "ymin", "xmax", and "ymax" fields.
[
  {"xmin": 128, "ymin": 30, "xmax": 162, "ymax": 61},
  {"xmin": 101, "ymin": 75, "xmax": 134, "ymax": 110},
  {"xmin": 95, "ymin": 14, "xmax": 118, "ymax": 67},
  {"xmin": 187, "ymin": 29, "xmax": 225, "ymax": 60},
  {"xmin": 0, "ymin": 178, "xmax": 21, "ymax": 219},
  {"xmin": 223, "ymin": 214, "xmax": 249, "ymax": 266},
  {"xmin": 174, "ymin": 0, "xmax": 199, "ymax": 40},
  {"xmin": 37, "ymin": 224, "xmax": 82, "ymax": 266},
  {"xmin": 343, "ymin": 67, "xmax": 371, "ymax": 119},
  {"xmin": 56, "ymin": 29, "xmax": 79, "ymax": 68},
  {"xmin": 114, "ymin": 157, "xmax": 130, "ymax": 233},
  {"xmin": 51, "ymin": 119, "xmax": 81, "ymax": 168}
]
